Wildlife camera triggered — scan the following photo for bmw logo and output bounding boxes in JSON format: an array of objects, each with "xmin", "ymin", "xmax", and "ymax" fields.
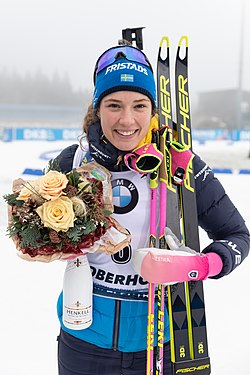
[{"xmin": 112, "ymin": 179, "xmax": 139, "ymax": 214}]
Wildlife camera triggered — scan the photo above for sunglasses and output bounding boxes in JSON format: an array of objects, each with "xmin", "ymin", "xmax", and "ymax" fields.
[{"xmin": 93, "ymin": 45, "xmax": 153, "ymax": 82}]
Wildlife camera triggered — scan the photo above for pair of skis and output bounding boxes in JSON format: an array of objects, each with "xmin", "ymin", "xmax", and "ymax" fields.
[{"xmin": 147, "ymin": 36, "xmax": 211, "ymax": 375}]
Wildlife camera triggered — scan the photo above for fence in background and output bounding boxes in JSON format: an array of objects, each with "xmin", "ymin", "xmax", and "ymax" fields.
[
  {"xmin": 1, "ymin": 127, "xmax": 249, "ymax": 175},
  {"xmin": 1, "ymin": 127, "xmax": 250, "ymax": 142}
]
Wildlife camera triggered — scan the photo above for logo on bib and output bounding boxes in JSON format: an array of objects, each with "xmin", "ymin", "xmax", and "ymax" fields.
[{"xmin": 112, "ymin": 179, "xmax": 139, "ymax": 214}]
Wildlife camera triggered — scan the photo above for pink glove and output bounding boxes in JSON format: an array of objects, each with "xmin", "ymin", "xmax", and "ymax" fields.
[
  {"xmin": 124, "ymin": 143, "xmax": 163, "ymax": 174},
  {"xmin": 132, "ymin": 227, "xmax": 223, "ymax": 284}
]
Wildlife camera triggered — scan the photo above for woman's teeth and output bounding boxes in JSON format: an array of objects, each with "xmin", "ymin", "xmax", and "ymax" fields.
[{"xmin": 116, "ymin": 130, "xmax": 136, "ymax": 136}]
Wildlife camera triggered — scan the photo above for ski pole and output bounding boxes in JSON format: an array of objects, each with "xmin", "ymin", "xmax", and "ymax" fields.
[
  {"xmin": 146, "ymin": 129, "xmax": 159, "ymax": 375},
  {"xmin": 155, "ymin": 126, "xmax": 170, "ymax": 375},
  {"xmin": 155, "ymin": 37, "xmax": 173, "ymax": 375}
]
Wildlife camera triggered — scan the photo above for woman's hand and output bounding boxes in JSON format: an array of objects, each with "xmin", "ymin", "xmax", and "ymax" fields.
[{"xmin": 132, "ymin": 227, "xmax": 223, "ymax": 284}]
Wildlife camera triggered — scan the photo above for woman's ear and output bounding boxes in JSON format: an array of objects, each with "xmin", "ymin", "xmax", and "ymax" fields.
[
  {"xmin": 151, "ymin": 107, "xmax": 158, "ymax": 117},
  {"xmin": 93, "ymin": 107, "xmax": 100, "ymax": 119}
]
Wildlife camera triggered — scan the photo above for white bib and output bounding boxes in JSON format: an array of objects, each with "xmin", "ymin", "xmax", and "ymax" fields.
[{"xmin": 73, "ymin": 146, "xmax": 154, "ymax": 298}]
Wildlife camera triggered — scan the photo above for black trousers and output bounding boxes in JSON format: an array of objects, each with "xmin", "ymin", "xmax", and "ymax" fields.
[{"xmin": 58, "ymin": 329, "xmax": 171, "ymax": 375}]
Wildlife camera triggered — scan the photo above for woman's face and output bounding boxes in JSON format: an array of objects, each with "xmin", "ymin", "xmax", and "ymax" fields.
[{"xmin": 98, "ymin": 91, "xmax": 152, "ymax": 151}]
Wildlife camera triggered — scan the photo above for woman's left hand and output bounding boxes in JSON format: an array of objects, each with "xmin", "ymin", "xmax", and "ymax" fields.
[{"xmin": 132, "ymin": 227, "xmax": 223, "ymax": 284}]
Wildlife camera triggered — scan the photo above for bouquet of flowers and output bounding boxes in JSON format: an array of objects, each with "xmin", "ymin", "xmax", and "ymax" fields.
[{"xmin": 4, "ymin": 161, "xmax": 130, "ymax": 262}]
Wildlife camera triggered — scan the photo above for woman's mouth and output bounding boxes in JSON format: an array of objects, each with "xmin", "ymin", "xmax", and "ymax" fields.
[{"xmin": 115, "ymin": 129, "xmax": 138, "ymax": 136}]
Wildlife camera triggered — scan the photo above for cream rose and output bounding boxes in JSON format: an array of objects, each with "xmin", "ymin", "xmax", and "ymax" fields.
[
  {"xmin": 71, "ymin": 196, "xmax": 87, "ymax": 218},
  {"xmin": 38, "ymin": 170, "xmax": 68, "ymax": 200},
  {"xmin": 36, "ymin": 196, "xmax": 75, "ymax": 232},
  {"xmin": 17, "ymin": 181, "xmax": 40, "ymax": 201}
]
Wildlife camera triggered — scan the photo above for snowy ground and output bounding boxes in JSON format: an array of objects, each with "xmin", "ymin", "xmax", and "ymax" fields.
[{"xmin": 0, "ymin": 139, "xmax": 249, "ymax": 375}]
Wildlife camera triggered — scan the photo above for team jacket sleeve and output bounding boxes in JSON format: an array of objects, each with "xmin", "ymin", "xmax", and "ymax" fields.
[
  {"xmin": 53, "ymin": 144, "xmax": 78, "ymax": 173},
  {"xmin": 194, "ymin": 154, "xmax": 250, "ymax": 279}
]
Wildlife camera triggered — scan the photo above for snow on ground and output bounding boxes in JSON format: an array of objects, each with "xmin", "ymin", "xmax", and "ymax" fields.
[
  {"xmin": 193, "ymin": 139, "xmax": 250, "ymax": 170},
  {"xmin": 0, "ymin": 140, "xmax": 249, "ymax": 375}
]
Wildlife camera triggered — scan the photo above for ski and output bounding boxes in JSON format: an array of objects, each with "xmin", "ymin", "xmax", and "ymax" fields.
[
  {"xmin": 122, "ymin": 27, "xmax": 211, "ymax": 374},
  {"xmin": 157, "ymin": 36, "xmax": 193, "ymax": 370},
  {"xmin": 157, "ymin": 37, "xmax": 192, "ymax": 370},
  {"xmin": 157, "ymin": 36, "xmax": 211, "ymax": 374},
  {"xmin": 174, "ymin": 36, "xmax": 211, "ymax": 374}
]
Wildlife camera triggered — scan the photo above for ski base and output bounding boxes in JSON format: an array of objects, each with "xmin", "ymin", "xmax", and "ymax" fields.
[{"xmin": 172, "ymin": 357, "xmax": 211, "ymax": 375}]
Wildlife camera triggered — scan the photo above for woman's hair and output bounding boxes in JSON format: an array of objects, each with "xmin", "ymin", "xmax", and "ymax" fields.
[
  {"xmin": 82, "ymin": 104, "xmax": 98, "ymax": 134},
  {"xmin": 78, "ymin": 103, "xmax": 97, "ymax": 148}
]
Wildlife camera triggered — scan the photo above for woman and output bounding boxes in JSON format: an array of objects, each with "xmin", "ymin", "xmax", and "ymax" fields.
[{"xmin": 55, "ymin": 44, "xmax": 249, "ymax": 374}]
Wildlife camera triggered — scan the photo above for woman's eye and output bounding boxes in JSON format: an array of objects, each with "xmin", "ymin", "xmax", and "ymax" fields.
[
  {"xmin": 108, "ymin": 103, "xmax": 120, "ymax": 109},
  {"xmin": 135, "ymin": 104, "xmax": 146, "ymax": 109}
]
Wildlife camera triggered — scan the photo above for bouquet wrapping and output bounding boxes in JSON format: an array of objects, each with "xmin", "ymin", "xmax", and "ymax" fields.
[{"xmin": 5, "ymin": 161, "xmax": 131, "ymax": 262}]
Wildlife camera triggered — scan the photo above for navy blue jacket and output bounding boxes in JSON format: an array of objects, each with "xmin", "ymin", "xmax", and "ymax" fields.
[
  {"xmin": 55, "ymin": 143, "xmax": 249, "ymax": 352},
  {"xmin": 56, "ymin": 143, "xmax": 249, "ymax": 278}
]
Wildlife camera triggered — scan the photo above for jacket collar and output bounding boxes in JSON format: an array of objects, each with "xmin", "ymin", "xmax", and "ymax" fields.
[{"xmin": 87, "ymin": 121, "xmax": 128, "ymax": 171}]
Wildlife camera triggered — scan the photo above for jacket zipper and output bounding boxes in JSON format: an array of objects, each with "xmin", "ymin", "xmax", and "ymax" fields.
[{"xmin": 112, "ymin": 300, "xmax": 121, "ymax": 351}]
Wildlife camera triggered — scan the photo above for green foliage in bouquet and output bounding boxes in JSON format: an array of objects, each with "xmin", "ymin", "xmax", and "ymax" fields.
[{"xmin": 4, "ymin": 162, "xmax": 113, "ymax": 255}]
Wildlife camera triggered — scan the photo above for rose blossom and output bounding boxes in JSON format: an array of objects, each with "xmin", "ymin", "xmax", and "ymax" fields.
[
  {"xmin": 17, "ymin": 181, "xmax": 40, "ymax": 201},
  {"xmin": 70, "ymin": 196, "xmax": 87, "ymax": 218},
  {"xmin": 36, "ymin": 196, "xmax": 75, "ymax": 232},
  {"xmin": 38, "ymin": 171, "xmax": 68, "ymax": 200}
]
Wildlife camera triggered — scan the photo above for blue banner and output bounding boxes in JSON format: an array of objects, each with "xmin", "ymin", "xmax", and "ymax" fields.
[
  {"xmin": 2, "ymin": 127, "xmax": 250, "ymax": 142},
  {"xmin": 3, "ymin": 127, "xmax": 81, "ymax": 141},
  {"xmin": 192, "ymin": 129, "xmax": 229, "ymax": 141}
]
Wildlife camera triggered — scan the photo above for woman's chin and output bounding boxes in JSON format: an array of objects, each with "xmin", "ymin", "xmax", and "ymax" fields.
[
  {"xmin": 112, "ymin": 137, "xmax": 143, "ymax": 152},
  {"xmin": 113, "ymin": 142, "xmax": 137, "ymax": 152}
]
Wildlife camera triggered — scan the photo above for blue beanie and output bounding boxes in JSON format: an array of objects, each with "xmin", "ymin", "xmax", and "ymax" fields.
[{"xmin": 93, "ymin": 59, "xmax": 157, "ymax": 109}]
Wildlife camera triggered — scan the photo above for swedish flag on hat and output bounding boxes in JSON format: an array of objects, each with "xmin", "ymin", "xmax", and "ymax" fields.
[{"xmin": 93, "ymin": 58, "xmax": 157, "ymax": 109}]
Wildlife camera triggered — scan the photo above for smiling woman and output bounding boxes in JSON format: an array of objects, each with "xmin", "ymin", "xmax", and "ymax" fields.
[
  {"xmin": 98, "ymin": 92, "xmax": 152, "ymax": 151},
  {"xmin": 44, "ymin": 40, "xmax": 250, "ymax": 375}
]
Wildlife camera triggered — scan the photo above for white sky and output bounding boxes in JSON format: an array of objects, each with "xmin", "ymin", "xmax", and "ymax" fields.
[{"xmin": 1, "ymin": 0, "xmax": 250, "ymax": 99}]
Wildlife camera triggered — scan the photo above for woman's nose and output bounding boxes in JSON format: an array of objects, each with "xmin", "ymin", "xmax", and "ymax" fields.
[{"xmin": 118, "ymin": 109, "xmax": 135, "ymax": 126}]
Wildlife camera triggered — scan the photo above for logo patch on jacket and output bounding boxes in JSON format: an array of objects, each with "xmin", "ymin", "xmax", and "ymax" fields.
[
  {"xmin": 112, "ymin": 179, "xmax": 139, "ymax": 214},
  {"xmin": 195, "ymin": 164, "xmax": 212, "ymax": 181}
]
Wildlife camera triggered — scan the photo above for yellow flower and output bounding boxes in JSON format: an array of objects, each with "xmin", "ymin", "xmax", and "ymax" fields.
[
  {"xmin": 36, "ymin": 196, "xmax": 75, "ymax": 232},
  {"xmin": 71, "ymin": 196, "xmax": 87, "ymax": 218},
  {"xmin": 17, "ymin": 181, "xmax": 40, "ymax": 201},
  {"xmin": 38, "ymin": 170, "xmax": 68, "ymax": 200}
]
